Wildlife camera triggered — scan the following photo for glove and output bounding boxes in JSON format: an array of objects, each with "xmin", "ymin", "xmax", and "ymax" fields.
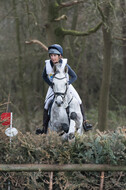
[{"xmin": 50, "ymin": 82, "xmax": 54, "ymax": 89}]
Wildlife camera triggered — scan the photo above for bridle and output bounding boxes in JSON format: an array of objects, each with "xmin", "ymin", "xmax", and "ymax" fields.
[{"xmin": 53, "ymin": 75, "xmax": 68, "ymax": 99}]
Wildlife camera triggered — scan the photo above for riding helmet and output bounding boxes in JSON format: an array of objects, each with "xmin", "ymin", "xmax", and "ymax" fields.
[{"xmin": 48, "ymin": 44, "xmax": 63, "ymax": 56}]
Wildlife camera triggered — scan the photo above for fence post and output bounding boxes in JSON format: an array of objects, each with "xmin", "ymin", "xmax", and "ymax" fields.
[{"xmin": 99, "ymin": 171, "xmax": 104, "ymax": 190}]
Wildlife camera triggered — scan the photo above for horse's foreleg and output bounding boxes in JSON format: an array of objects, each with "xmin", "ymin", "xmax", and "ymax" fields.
[{"xmin": 67, "ymin": 119, "xmax": 76, "ymax": 140}]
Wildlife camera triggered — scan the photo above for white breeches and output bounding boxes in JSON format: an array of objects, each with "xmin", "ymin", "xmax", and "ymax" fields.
[{"xmin": 44, "ymin": 84, "xmax": 82, "ymax": 110}]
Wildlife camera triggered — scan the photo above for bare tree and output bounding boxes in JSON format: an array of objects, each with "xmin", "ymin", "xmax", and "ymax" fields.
[
  {"xmin": 13, "ymin": 0, "xmax": 30, "ymax": 131},
  {"xmin": 120, "ymin": 0, "xmax": 126, "ymax": 106},
  {"xmin": 98, "ymin": 1, "xmax": 112, "ymax": 131}
]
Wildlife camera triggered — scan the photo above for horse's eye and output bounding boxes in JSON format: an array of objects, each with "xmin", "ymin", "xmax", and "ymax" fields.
[
  {"xmin": 52, "ymin": 82, "xmax": 54, "ymax": 86},
  {"xmin": 65, "ymin": 83, "xmax": 67, "ymax": 86}
]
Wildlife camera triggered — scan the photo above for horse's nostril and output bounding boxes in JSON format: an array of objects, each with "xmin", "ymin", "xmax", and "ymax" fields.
[{"xmin": 55, "ymin": 101, "xmax": 61, "ymax": 107}]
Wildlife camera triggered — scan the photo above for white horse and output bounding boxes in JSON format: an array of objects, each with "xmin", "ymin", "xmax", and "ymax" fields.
[{"xmin": 48, "ymin": 65, "xmax": 83, "ymax": 140}]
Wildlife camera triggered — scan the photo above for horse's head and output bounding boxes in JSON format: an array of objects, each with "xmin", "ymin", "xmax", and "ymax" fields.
[{"xmin": 52, "ymin": 65, "xmax": 68, "ymax": 107}]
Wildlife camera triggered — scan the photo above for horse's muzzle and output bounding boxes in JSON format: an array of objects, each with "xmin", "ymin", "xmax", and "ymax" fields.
[
  {"xmin": 55, "ymin": 96, "xmax": 63, "ymax": 106},
  {"xmin": 55, "ymin": 100, "xmax": 63, "ymax": 107}
]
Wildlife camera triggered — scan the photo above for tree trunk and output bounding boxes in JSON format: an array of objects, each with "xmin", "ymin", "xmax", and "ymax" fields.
[
  {"xmin": 46, "ymin": 0, "xmax": 64, "ymax": 45},
  {"xmin": 98, "ymin": 3, "xmax": 112, "ymax": 131},
  {"xmin": 13, "ymin": 0, "xmax": 30, "ymax": 131},
  {"xmin": 120, "ymin": 0, "xmax": 126, "ymax": 106},
  {"xmin": 69, "ymin": 4, "xmax": 79, "ymax": 66}
]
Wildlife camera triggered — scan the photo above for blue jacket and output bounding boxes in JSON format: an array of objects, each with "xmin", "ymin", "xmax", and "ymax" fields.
[{"xmin": 42, "ymin": 60, "xmax": 77, "ymax": 87}]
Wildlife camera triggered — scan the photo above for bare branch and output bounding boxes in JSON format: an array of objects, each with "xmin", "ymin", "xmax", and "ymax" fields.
[
  {"xmin": 97, "ymin": 4, "xmax": 105, "ymax": 21},
  {"xmin": 55, "ymin": 22, "xmax": 102, "ymax": 37},
  {"xmin": 0, "ymin": 102, "xmax": 11, "ymax": 107},
  {"xmin": 0, "ymin": 8, "xmax": 14, "ymax": 23},
  {"xmin": 54, "ymin": 15, "xmax": 67, "ymax": 21},
  {"xmin": 25, "ymin": 40, "xmax": 48, "ymax": 51},
  {"xmin": 6, "ymin": 93, "xmax": 11, "ymax": 112},
  {"xmin": 59, "ymin": 0, "xmax": 84, "ymax": 9},
  {"xmin": 114, "ymin": 172, "xmax": 124, "ymax": 187},
  {"xmin": 113, "ymin": 36, "xmax": 126, "ymax": 41}
]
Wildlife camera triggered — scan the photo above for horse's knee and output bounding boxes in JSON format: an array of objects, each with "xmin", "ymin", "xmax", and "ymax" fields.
[{"xmin": 70, "ymin": 112, "xmax": 77, "ymax": 120}]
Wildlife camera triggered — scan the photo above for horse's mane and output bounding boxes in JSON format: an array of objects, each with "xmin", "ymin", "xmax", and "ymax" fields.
[{"xmin": 53, "ymin": 63, "xmax": 68, "ymax": 78}]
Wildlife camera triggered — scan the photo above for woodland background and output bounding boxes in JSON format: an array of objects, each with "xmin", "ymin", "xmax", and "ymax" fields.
[
  {"xmin": 0, "ymin": 1, "xmax": 126, "ymax": 189},
  {"xmin": 0, "ymin": 0, "xmax": 126, "ymax": 132}
]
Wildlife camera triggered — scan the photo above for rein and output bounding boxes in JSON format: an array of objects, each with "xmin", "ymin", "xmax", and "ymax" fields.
[{"xmin": 53, "ymin": 76, "xmax": 66, "ymax": 80}]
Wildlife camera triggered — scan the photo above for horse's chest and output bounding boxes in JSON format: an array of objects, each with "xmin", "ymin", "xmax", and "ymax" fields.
[{"xmin": 52, "ymin": 107, "xmax": 68, "ymax": 122}]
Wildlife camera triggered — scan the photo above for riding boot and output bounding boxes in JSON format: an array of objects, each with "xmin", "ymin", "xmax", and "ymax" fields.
[
  {"xmin": 80, "ymin": 103, "xmax": 86, "ymax": 122},
  {"xmin": 80, "ymin": 103, "xmax": 92, "ymax": 132},
  {"xmin": 36, "ymin": 109, "xmax": 50, "ymax": 135},
  {"xmin": 42, "ymin": 109, "xmax": 50, "ymax": 134}
]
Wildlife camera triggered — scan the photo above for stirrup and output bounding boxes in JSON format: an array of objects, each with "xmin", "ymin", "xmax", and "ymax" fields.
[
  {"xmin": 83, "ymin": 121, "xmax": 92, "ymax": 132},
  {"xmin": 36, "ymin": 128, "xmax": 44, "ymax": 135}
]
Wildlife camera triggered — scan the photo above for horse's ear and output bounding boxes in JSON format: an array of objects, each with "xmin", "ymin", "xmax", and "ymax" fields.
[{"xmin": 64, "ymin": 65, "xmax": 68, "ymax": 73}]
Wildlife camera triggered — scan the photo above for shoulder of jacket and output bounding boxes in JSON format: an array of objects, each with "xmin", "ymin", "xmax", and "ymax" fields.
[
  {"xmin": 45, "ymin": 59, "xmax": 50, "ymax": 64},
  {"xmin": 61, "ymin": 58, "xmax": 68, "ymax": 64},
  {"xmin": 62, "ymin": 58, "xmax": 67, "ymax": 62}
]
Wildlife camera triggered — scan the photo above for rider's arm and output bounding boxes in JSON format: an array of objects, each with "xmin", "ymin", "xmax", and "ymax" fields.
[
  {"xmin": 67, "ymin": 64, "xmax": 77, "ymax": 85},
  {"xmin": 42, "ymin": 66, "xmax": 53, "ymax": 87}
]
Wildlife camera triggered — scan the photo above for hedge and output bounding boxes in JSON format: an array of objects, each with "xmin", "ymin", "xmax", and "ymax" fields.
[{"xmin": 0, "ymin": 126, "xmax": 125, "ymax": 189}]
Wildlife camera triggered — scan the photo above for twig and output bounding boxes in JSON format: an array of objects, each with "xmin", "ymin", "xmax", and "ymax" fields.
[
  {"xmin": 25, "ymin": 40, "xmax": 48, "ymax": 51},
  {"xmin": 6, "ymin": 93, "xmax": 11, "ymax": 112},
  {"xmin": 113, "ymin": 36, "xmax": 126, "ymax": 41},
  {"xmin": 114, "ymin": 172, "xmax": 124, "ymax": 187},
  {"xmin": 0, "ymin": 102, "xmax": 11, "ymax": 107},
  {"xmin": 54, "ymin": 15, "xmax": 67, "ymax": 21},
  {"xmin": 59, "ymin": 0, "xmax": 84, "ymax": 9}
]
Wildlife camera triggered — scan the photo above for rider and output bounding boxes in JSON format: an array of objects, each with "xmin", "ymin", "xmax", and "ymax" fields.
[{"xmin": 36, "ymin": 44, "xmax": 90, "ymax": 134}]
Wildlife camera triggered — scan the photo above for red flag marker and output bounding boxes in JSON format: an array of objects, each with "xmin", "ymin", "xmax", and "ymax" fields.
[{"xmin": 1, "ymin": 113, "xmax": 11, "ymax": 126}]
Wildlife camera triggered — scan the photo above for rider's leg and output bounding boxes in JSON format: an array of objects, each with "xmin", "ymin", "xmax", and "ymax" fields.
[
  {"xmin": 36, "ymin": 87, "xmax": 54, "ymax": 135},
  {"xmin": 45, "ymin": 87, "xmax": 54, "ymax": 103},
  {"xmin": 42, "ymin": 97, "xmax": 54, "ymax": 134},
  {"xmin": 80, "ymin": 103, "xmax": 86, "ymax": 122},
  {"xmin": 68, "ymin": 86, "xmax": 92, "ymax": 131},
  {"xmin": 68, "ymin": 85, "xmax": 86, "ymax": 121},
  {"xmin": 36, "ymin": 108, "xmax": 50, "ymax": 135},
  {"xmin": 42, "ymin": 108, "xmax": 50, "ymax": 134}
]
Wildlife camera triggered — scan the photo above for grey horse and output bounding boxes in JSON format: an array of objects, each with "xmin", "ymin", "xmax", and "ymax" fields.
[{"xmin": 48, "ymin": 64, "xmax": 83, "ymax": 140}]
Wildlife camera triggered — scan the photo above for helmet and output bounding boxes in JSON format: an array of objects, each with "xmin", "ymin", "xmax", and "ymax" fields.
[{"xmin": 48, "ymin": 44, "xmax": 63, "ymax": 56}]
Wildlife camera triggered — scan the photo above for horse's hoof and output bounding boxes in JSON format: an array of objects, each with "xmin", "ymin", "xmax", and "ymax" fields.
[
  {"xmin": 68, "ymin": 133, "xmax": 75, "ymax": 140},
  {"xmin": 61, "ymin": 123, "xmax": 69, "ymax": 133}
]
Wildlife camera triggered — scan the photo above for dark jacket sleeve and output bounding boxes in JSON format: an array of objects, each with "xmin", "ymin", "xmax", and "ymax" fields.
[
  {"xmin": 67, "ymin": 64, "xmax": 77, "ymax": 84},
  {"xmin": 42, "ymin": 66, "xmax": 53, "ymax": 86}
]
